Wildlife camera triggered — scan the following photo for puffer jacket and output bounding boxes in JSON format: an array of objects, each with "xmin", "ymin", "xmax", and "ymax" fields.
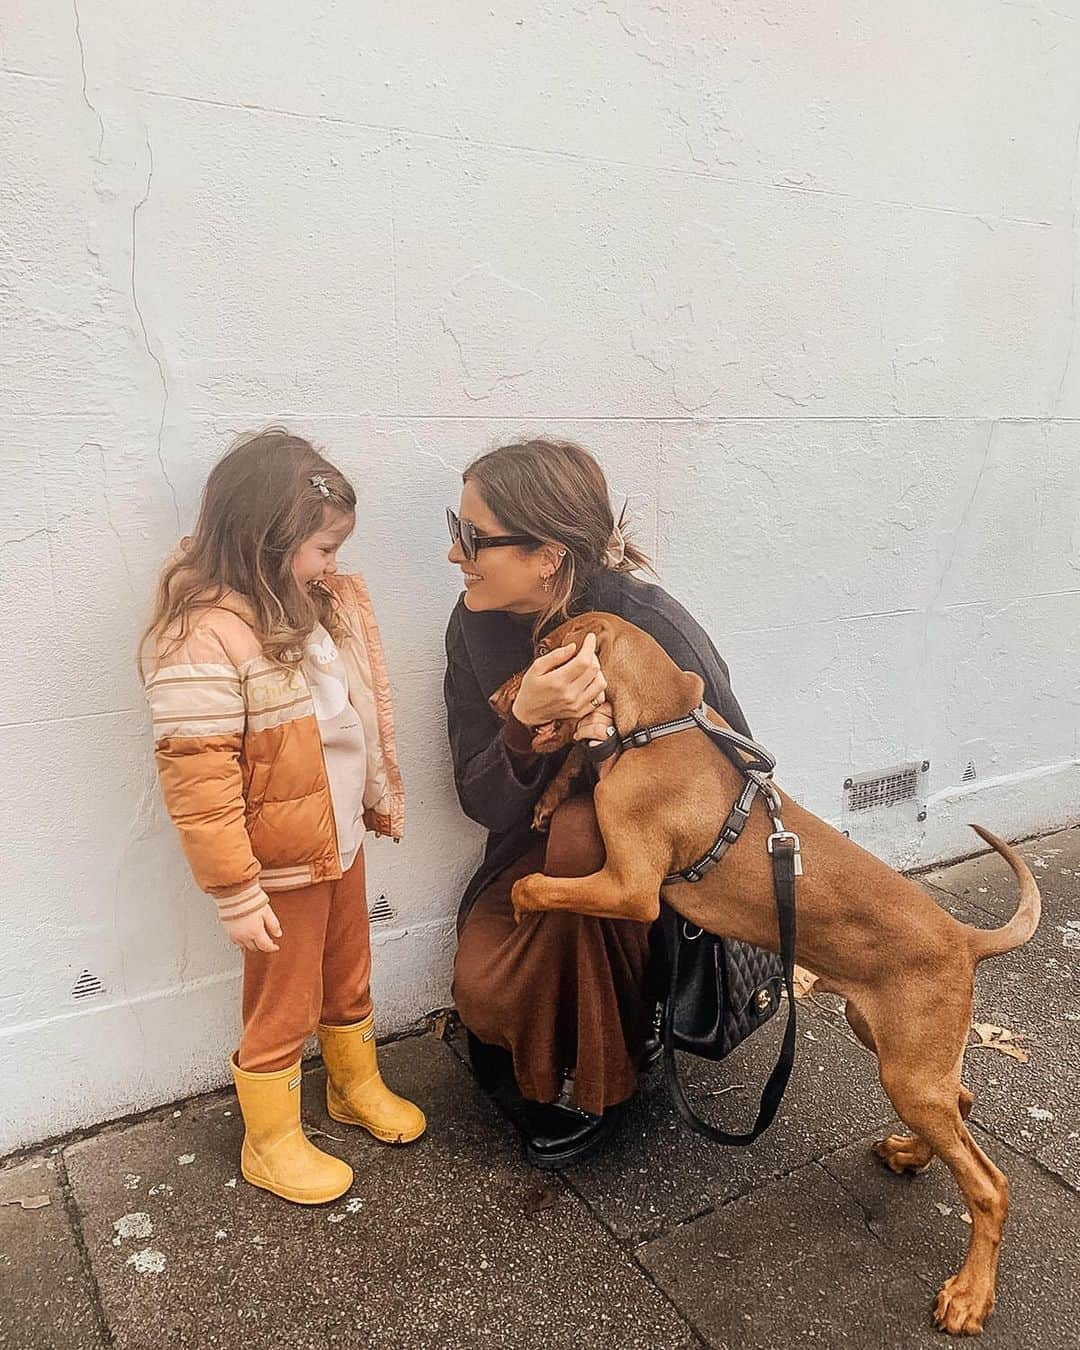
[{"xmin": 143, "ymin": 573, "xmax": 404, "ymax": 922}]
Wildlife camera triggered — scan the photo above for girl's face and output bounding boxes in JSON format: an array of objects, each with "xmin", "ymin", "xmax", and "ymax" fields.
[
  {"xmin": 447, "ymin": 481, "xmax": 559, "ymax": 614},
  {"xmin": 291, "ymin": 509, "xmax": 356, "ymax": 588}
]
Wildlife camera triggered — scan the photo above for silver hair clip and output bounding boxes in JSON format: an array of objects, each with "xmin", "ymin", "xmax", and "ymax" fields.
[{"xmin": 309, "ymin": 473, "xmax": 331, "ymax": 499}]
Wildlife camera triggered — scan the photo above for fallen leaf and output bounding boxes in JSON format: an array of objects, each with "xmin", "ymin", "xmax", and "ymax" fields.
[
  {"xmin": 970, "ymin": 1022, "xmax": 1031, "ymax": 1063},
  {"xmin": 972, "ymin": 1022, "xmax": 1015, "ymax": 1042},
  {"xmin": 960, "ymin": 1212, "xmax": 972, "ymax": 1225},
  {"xmin": 792, "ymin": 965, "xmax": 819, "ymax": 998},
  {"xmin": 0, "ymin": 1194, "xmax": 50, "ymax": 1211},
  {"xmin": 934, "ymin": 1202, "xmax": 952, "ymax": 1217}
]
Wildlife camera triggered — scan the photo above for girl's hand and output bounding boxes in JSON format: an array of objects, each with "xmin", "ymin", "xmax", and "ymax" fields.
[
  {"xmin": 512, "ymin": 632, "xmax": 607, "ymax": 727},
  {"xmin": 224, "ymin": 902, "xmax": 282, "ymax": 953}
]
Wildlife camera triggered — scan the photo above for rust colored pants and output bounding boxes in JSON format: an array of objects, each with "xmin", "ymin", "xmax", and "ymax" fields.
[
  {"xmin": 237, "ymin": 851, "xmax": 373, "ymax": 1073},
  {"xmin": 453, "ymin": 796, "xmax": 653, "ymax": 1115}
]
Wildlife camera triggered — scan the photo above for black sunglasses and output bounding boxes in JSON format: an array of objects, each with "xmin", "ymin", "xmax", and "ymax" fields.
[{"xmin": 446, "ymin": 507, "xmax": 538, "ymax": 562}]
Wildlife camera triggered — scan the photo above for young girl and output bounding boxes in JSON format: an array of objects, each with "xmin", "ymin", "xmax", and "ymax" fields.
[{"xmin": 141, "ymin": 427, "xmax": 424, "ymax": 1205}]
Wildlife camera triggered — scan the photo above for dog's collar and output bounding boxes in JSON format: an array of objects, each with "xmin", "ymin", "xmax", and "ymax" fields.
[
  {"xmin": 587, "ymin": 703, "xmax": 791, "ymax": 886},
  {"xmin": 587, "ymin": 703, "xmax": 776, "ymax": 775}
]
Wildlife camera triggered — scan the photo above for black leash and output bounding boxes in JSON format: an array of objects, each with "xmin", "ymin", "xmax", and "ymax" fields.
[
  {"xmin": 662, "ymin": 836, "xmax": 798, "ymax": 1144},
  {"xmin": 589, "ymin": 704, "xmax": 801, "ymax": 1144}
]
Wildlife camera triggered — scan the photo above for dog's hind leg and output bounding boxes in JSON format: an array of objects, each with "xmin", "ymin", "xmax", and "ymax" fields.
[
  {"xmin": 873, "ymin": 1034, "xmax": 1006, "ymax": 1334},
  {"xmin": 873, "ymin": 1080, "xmax": 974, "ymax": 1177},
  {"xmin": 845, "ymin": 997, "xmax": 876, "ymax": 1052},
  {"xmin": 846, "ymin": 996, "xmax": 938, "ymax": 1174},
  {"xmin": 848, "ymin": 984, "xmax": 975, "ymax": 1179}
]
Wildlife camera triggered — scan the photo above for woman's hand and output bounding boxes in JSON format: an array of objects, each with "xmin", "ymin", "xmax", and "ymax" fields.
[
  {"xmin": 511, "ymin": 632, "xmax": 607, "ymax": 727},
  {"xmin": 224, "ymin": 901, "xmax": 282, "ymax": 953}
]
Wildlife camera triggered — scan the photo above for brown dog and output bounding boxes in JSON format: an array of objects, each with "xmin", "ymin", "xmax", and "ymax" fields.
[{"xmin": 497, "ymin": 613, "xmax": 1041, "ymax": 1337}]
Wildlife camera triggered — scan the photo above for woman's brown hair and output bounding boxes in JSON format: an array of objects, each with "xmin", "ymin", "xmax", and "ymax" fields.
[
  {"xmin": 463, "ymin": 438, "xmax": 653, "ymax": 634},
  {"xmin": 140, "ymin": 427, "xmax": 356, "ymax": 671}
]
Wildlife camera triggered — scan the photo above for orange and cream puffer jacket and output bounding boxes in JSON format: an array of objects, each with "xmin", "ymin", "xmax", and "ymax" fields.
[{"xmin": 142, "ymin": 573, "xmax": 404, "ymax": 923}]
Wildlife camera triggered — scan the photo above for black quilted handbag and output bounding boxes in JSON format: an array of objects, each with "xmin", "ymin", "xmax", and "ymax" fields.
[
  {"xmin": 653, "ymin": 877, "xmax": 798, "ymax": 1146},
  {"xmin": 660, "ymin": 908, "xmax": 783, "ymax": 1060}
]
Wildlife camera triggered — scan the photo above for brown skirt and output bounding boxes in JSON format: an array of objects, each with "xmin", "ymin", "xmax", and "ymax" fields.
[{"xmin": 452, "ymin": 795, "xmax": 654, "ymax": 1115}]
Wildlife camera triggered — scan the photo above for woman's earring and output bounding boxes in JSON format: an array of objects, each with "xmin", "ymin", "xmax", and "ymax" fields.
[{"xmin": 541, "ymin": 573, "xmax": 551, "ymax": 593}]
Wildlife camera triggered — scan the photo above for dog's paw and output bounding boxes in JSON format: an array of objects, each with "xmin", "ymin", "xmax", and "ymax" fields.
[
  {"xmin": 510, "ymin": 873, "xmax": 548, "ymax": 923},
  {"xmin": 532, "ymin": 797, "xmax": 557, "ymax": 832},
  {"xmin": 873, "ymin": 1133, "xmax": 934, "ymax": 1175},
  {"xmin": 933, "ymin": 1273, "xmax": 995, "ymax": 1336},
  {"xmin": 530, "ymin": 721, "xmax": 560, "ymax": 752}
]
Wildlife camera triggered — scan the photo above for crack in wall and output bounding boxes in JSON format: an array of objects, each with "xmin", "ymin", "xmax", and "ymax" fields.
[
  {"xmin": 925, "ymin": 422, "xmax": 998, "ymax": 626},
  {"xmin": 1050, "ymin": 109, "xmax": 1080, "ymax": 415},
  {"xmin": 72, "ymin": 0, "xmax": 104, "ymax": 161},
  {"xmin": 130, "ymin": 133, "xmax": 181, "ymax": 530},
  {"xmin": 79, "ymin": 441, "xmax": 136, "ymax": 596},
  {"xmin": 0, "ymin": 527, "xmax": 61, "ymax": 552},
  {"xmin": 125, "ymin": 86, "xmax": 1059, "ymax": 231},
  {"xmin": 388, "ymin": 136, "xmax": 401, "ymax": 406}
]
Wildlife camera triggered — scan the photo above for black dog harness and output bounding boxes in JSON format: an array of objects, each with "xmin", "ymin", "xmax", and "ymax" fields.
[
  {"xmin": 587, "ymin": 704, "xmax": 800, "ymax": 1145},
  {"xmin": 587, "ymin": 702, "xmax": 803, "ymax": 885}
]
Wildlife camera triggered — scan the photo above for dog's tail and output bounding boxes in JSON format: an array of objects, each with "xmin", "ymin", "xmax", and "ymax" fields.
[{"xmin": 964, "ymin": 825, "xmax": 1042, "ymax": 961}]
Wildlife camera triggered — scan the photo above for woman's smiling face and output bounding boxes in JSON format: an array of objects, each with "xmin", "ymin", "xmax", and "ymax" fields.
[{"xmin": 448, "ymin": 481, "xmax": 555, "ymax": 615}]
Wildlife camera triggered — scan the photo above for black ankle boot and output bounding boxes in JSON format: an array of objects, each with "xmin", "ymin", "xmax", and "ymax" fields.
[
  {"xmin": 523, "ymin": 1099, "xmax": 626, "ymax": 1170},
  {"xmin": 466, "ymin": 1031, "xmax": 515, "ymax": 1094}
]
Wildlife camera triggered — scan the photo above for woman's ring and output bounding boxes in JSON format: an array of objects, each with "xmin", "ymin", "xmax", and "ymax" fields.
[{"xmin": 592, "ymin": 694, "xmax": 603, "ymax": 708}]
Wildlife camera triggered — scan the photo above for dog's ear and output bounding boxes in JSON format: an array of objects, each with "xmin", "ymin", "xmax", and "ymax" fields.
[
  {"xmin": 531, "ymin": 719, "xmax": 576, "ymax": 753},
  {"xmin": 489, "ymin": 671, "xmax": 524, "ymax": 720},
  {"xmin": 583, "ymin": 615, "xmax": 617, "ymax": 669}
]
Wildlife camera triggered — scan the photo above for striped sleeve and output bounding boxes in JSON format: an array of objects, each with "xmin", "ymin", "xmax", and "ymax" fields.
[{"xmin": 144, "ymin": 626, "xmax": 266, "ymax": 918}]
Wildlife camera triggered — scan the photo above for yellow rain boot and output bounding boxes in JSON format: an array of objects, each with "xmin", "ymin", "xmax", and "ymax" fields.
[
  {"xmin": 318, "ymin": 1014, "xmax": 427, "ymax": 1144},
  {"xmin": 230, "ymin": 1056, "xmax": 353, "ymax": 1205}
]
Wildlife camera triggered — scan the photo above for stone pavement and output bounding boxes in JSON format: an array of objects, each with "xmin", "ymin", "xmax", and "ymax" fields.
[{"xmin": 2, "ymin": 829, "xmax": 1077, "ymax": 1349}]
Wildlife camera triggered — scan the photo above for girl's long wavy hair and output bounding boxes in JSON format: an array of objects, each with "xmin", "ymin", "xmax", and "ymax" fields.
[
  {"xmin": 463, "ymin": 438, "xmax": 653, "ymax": 636},
  {"xmin": 140, "ymin": 427, "xmax": 356, "ymax": 671}
]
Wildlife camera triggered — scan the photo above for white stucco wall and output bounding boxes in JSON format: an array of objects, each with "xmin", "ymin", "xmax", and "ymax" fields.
[{"xmin": 2, "ymin": 1, "xmax": 1078, "ymax": 1153}]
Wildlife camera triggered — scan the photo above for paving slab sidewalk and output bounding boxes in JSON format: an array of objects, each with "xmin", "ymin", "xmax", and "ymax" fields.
[{"xmin": 2, "ymin": 828, "xmax": 1076, "ymax": 1348}]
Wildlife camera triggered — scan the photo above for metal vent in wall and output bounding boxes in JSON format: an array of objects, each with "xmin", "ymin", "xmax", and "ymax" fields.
[
  {"xmin": 843, "ymin": 761, "xmax": 927, "ymax": 814},
  {"xmin": 369, "ymin": 894, "xmax": 395, "ymax": 925},
  {"xmin": 72, "ymin": 969, "xmax": 105, "ymax": 1001},
  {"xmin": 962, "ymin": 761, "xmax": 977, "ymax": 783}
]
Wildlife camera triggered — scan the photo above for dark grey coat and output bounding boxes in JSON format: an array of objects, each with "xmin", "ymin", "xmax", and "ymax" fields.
[{"xmin": 443, "ymin": 570, "xmax": 753, "ymax": 929}]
